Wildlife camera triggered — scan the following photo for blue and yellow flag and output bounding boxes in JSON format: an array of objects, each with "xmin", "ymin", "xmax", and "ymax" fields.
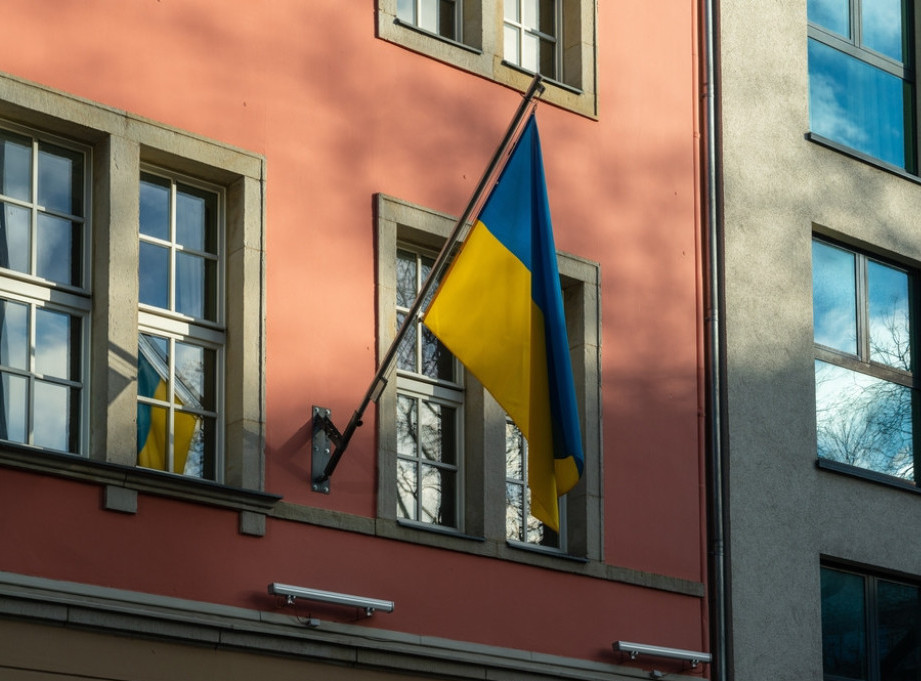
[{"xmin": 423, "ymin": 114, "xmax": 583, "ymax": 531}]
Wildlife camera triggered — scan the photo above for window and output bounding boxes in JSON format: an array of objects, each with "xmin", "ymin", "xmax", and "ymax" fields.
[
  {"xmin": 0, "ymin": 124, "xmax": 90, "ymax": 456},
  {"xmin": 376, "ymin": 0, "xmax": 598, "ymax": 117},
  {"xmin": 812, "ymin": 237, "xmax": 917, "ymax": 482},
  {"xmin": 503, "ymin": 0, "xmax": 560, "ymax": 80},
  {"xmin": 376, "ymin": 194, "xmax": 601, "ymax": 560},
  {"xmin": 807, "ymin": 0, "xmax": 916, "ymax": 172},
  {"xmin": 0, "ymin": 74, "xmax": 268, "ymax": 506},
  {"xmin": 395, "ymin": 246, "xmax": 462, "ymax": 527},
  {"xmin": 397, "ymin": 0, "xmax": 462, "ymax": 41},
  {"xmin": 821, "ymin": 565, "xmax": 921, "ymax": 680},
  {"xmin": 137, "ymin": 170, "xmax": 224, "ymax": 480}
]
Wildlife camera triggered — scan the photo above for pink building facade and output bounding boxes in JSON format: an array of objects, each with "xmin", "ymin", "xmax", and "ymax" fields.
[{"xmin": 0, "ymin": 2, "xmax": 710, "ymax": 679}]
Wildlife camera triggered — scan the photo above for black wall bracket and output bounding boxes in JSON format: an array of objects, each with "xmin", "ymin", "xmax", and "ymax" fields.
[{"xmin": 311, "ymin": 406, "xmax": 340, "ymax": 494}]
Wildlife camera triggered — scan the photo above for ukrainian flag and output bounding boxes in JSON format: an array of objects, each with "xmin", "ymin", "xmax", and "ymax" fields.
[{"xmin": 423, "ymin": 114, "xmax": 583, "ymax": 531}]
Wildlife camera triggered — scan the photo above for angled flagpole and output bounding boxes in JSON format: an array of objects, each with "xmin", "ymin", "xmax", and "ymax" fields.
[{"xmin": 312, "ymin": 74, "xmax": 546, "ymax": 492}]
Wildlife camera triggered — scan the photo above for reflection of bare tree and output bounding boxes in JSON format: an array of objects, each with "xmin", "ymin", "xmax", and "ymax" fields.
[
  {"xmin": 816, "ymin": 362, "xmax": 914, "ymax": 480},
  {"xmin": 505, "ymin": 421, "xmax": 560, "ymax": 547},
  {"xmin": 396, "ymin": 395, "xmax": 456, "ymax": 526},
  {"xmin": 868, "ymin": 302, "xmax": 911, "ymax": 371}
]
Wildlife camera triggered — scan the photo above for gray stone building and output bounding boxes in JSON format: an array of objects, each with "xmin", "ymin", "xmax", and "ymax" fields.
[{"xmin": 713, "ymin": 0, "xmax": 921, "ymax": 678}]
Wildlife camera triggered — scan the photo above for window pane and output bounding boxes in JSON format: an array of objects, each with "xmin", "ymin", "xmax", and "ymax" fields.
[
  {"xmin": 505, "ymin": 0, "xmax": 519, "ymax": 22},
  {"xmin": 506, "ymin": 482, "xmax": 525, "ymax": 540},
  {"xmin": 176, "ymin": 184, "xmax": 217, "ymax": 253},
  {"xmin": 397, "ymin": 0, "xmax": 414, "ymax": 22},
  {"xmin": 813, "ymin": 239, "xmax": 857, "ymax": 354},
  {"xmin": 140, "ymin": 175, "xmax": 171, "ymax": 241},
  {"xmin": 1, "ymin": 203, "xmax": 31, "ymax": 274},
  {"xmin": 419, "ymin": 400, "xmax": 456, "ymax": 464},
  {"xmin": 439, "ymin": 0, "xmax": 456, "ymax": 38},
  {"xmin": 175, "ymin": 340, "xmax": 215, "ymax": 410},
  {"xmin": 139, "ymin": 241, "xmax": 170, "ymax": 309},
  {"xmin": 38, "ymin": 142, "xmax": 83, "ymax": 216},
  {"xmin": 397, "ymin": 394, "xmax": 418, "ymax": 458},
  {"xmin": 504, "ymin": 24, "xmax": 520, "ymax": 65},
  {"xmin": 138, "ymin": 404, "xmax": 169, "ymax": 471},
  {"xmin": 35, "ymin": 307, "xmax": 78, "ymax": 380},
  {"xmin": 821, "ymin": 568, "xmax": 868, "ymax": 679},
  {"xmin": 0, "ymin": 298, "xmax": 29, "ymax": 370},
  {"xmin": 815, "ymin": 360, "xmax": 914, "ymax": 479},
  {"xmin": 523, "ymin": 0, "xmax": 538, "ymax": 26},
  {"xmin": 396, "ymin": 311, "xmax": 416, "ymax": 372},
  {"xmin": 0, "ymin": 129, "xmax": 32, "ymax": 202},
  {"xmin": 176, "ymin": 251, "xmax": 216, "ymax": 320},
  {"xmin": 878, "ymin": 580, "xmax": 921, "ymax": 679},
  {"xmin": 506, "ymin": 420, "xmax": 524, "ymax": 478},
  {"xmin": 809, "ymin": 38, "xmax": 910, "ymax": 169},
  {"xmin": 523, "ymin": 31, "xmax": 540, "ymax": 72},
  {"xmin": 174, "ymin": 409, "xmax": 203, "ymax": 476},
  {"xmin": 36, "ymin": 213, "xmax": 78, "ymax": 286},
  {"xmin": 421, "ymin": 325, "xmax": 453, "ymax": 380},
  {"xmin": 862, "ymin": 0, "xmax": 905, "ymax": 62},
  {"xmin": 0, "ymin": 372, "xmax": 27, "ymax": 443},
  {"xmin": 397, "ymin": 458, "xmax": 417, "ymax": 520},
  {"xmin": 868, "ymin": 259, "xmax": 911, "ymax": 370},
  {"xmin": 538, "ymin": 0, "xmax": 555, "ymax": 35},
  {"xmin": 808, "ymin": 0, "xmax": 850, "ymax": 38},
  {"xmin": 138, "ymin": 333, "xmax": 169, "ymax": 403},
  {"xmin": 420, "ymin": 0, "xmax": 438, "ymax": 32},
  {"xmin": 396, "ymin": 250, "xmax": 416, "ymax": 308},
  {"xmin": 539, "ymin": 36, "xmax": 556, "ymax": 78},
  {"xmin": 420, "ymin": 462, "xmax": 455, "ymax": 525},
  {"xmin": 33, "ymin": 380, "xmax": 75, "ymax": 452}
]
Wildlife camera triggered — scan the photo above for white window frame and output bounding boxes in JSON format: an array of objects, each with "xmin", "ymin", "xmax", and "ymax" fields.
[{"xmin": 503, "ymin": 0, "xmax": 562, "ymax": 81}]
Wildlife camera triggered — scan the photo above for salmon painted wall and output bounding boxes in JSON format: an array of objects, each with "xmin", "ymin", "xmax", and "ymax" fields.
[{"xmin": 0, "ymin": 0, "xmax": 706, "ymax": 664}]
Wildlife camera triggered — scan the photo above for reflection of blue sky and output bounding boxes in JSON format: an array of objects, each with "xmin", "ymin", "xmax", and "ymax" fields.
[
  {"xmin": 140, "ymin": 176, "xmax": 170, "ymax": 240},
  {"xmin": 36, "ymin": 214, "xmax": 75, "ymax": 286},
  {"xmin": 0, "ymin": 298, "xmax": 28, "ymax": 370},
  {"xmin": 813, "ymin": 240, "xmax": 857, "ymax": 354},
  {"xmin": 1, "ymin": 204, "xmax": 31, "ymax": 274},
  {"xmin": 1, "ymin": 373, "xmax": 27, "ymax": 443},
  {"xmin": 1, "ymin": 132, "xmax": 32, "ymax": 202},
  {"xmin": 35, "ymin": 308, "xmax": 76, "ymax": 379},
  {"xmin": 139, "ymin": 242, "xmax": 169, "ymax": 309},
  {"xmin": 38, "ymin": 144, "xmax": 82, "ymax": 216},
  {"xmin": 816, "ymin": 360, "xmax": 913, "ymax": 479},
  {"xmin": 809, "ymin": 39, "xmax": 908, "ymax": 169},
  {"xmin": 862, "ymin": 0, "xmax": 904, "ymax": 61},
  {"xmin": 867, "ymin": 260, "xmax": 910, "ymax": 369}
]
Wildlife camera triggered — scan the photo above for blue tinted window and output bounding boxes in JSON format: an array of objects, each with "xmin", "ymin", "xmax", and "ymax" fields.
[
  {"xmin": 808, "ymin": 0, "xmax": 850, "ymax": 38},
  {"xmin": 809, "ymin": 38, "xmax": 911, "ymax": 169}
]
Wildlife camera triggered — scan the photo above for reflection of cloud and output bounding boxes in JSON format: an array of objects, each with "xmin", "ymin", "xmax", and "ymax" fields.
[
  {"xmin": 810, "ymin": 71, "xmax": 869, "ymax": 148},
  {"xmin": 862, "ymin": 0, "xmax": 903, "ymax": 60}
]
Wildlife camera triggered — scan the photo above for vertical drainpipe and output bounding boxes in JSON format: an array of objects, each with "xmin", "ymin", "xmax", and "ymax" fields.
[{"xmin": 702, "ymin": 0, "xmax": 730, "ymax": 678}]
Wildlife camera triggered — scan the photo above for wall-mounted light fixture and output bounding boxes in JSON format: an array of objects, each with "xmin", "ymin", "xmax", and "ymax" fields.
[
  {"xmin": 268, "ymin": 582, "xmax": 395, "ymax": 617},
  {"xmin": 613, "ymin": 641, "xmax": 711, "ymax": 669}
]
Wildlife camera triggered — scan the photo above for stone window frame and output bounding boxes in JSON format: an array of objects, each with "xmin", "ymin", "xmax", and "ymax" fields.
[
  {"xmin": 0, "ymin": 73, "xmax": 275, "ymax": 527},
  {"xmin": 375, "ymin": 193, "xmax": 602, "ymax": 561},
  {"xmin": 377, "ymin": 0, "xmax": 598, "ymax": 118}
]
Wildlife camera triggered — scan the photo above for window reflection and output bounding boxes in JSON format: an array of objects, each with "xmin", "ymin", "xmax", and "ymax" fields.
[
  {"xmin": 808, "ymin": 0, "xmax": 850, "ymax": 37},
  {"xmin": 808, "ymin": 39, "xmax": 910, "ymax": 169},
  {"xmin": 862, "ymin": 0, "xmax": 905, "ymax": 62},
  {"xmin": 0, "ymin": 129, "xmax": 33, "ymax": 202},
  {"xmin": 813, "ymin": 239, "xmax": 857, "ymax": 355},
  {"xmin": 868, "ymin": 259, "xmax": 910, "ymax": 370},
  {"xmin": 815, "ymin": 360, "xmax": 914, "ymax": 480}
]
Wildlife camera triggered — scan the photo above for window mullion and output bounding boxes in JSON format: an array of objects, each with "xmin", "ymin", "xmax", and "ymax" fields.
[{"xmin": 856, "ymin": 253, "xmax": 870, "ymax": 363}]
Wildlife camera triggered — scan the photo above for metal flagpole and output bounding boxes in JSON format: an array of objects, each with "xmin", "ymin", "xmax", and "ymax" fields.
[{"xmin": 312, "ymin": 74, "xmax": 546, "ymax": 492}]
